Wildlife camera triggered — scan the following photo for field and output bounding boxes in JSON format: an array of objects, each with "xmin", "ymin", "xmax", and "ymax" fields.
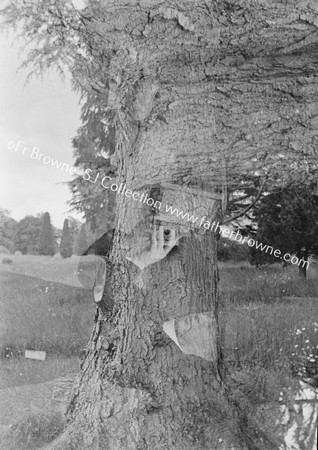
[{"xmin": 0, "ymin": 254, "xmax": 317, "ymax": 449}]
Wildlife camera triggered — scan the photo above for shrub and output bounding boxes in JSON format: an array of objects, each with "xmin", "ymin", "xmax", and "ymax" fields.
[
  {"xmin": 60, "ymin": 219, "xmax": 73, "ymax": 259},
  {"xmin": 38, "ymin": 212, "xmax": 55, "ymax": 256},
  {"xmin": 2, "ymin": 257, "xmax": 13, "ymax": 264},
  {"xmin": 218, "ymin": 238, "xmax": 249, "ymax": 262}
]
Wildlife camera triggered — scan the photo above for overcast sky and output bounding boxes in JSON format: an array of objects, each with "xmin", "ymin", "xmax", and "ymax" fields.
[{"xmin": 0, "ymin": 26, "xmax": 84, "ymax": 228}]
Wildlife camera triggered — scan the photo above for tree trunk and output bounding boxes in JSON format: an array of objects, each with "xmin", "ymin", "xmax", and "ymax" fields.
[
  {"xmin": 297, "ymin": 249, "xmax": 308, "ymax": 279},
  {"xmin": 47, "ymin": 1, "xmax": 318, "ymax": 448},
  {"xmin": 298, "ymin": 260, "xmax": 307, "ymax": 279}
]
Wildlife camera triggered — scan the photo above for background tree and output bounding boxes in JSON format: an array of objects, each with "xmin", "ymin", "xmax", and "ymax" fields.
[
  {"xmin": 16, "ymin": 214, "xmax": 42, "ymax": 254},
  {"xmin": 217, "ymin": 236, "xmax": 249, "ymax": 263},
  {"xmin": 76, "ymin": 223, "xmax": 88, "ymax": 255},
  {"xmin": 68, "ymin": 94, "xmax": 117, "ymax": 233},
  {"xmin": 248, "ymin": 183, "xmax": 318, "ymax": 278},
  {"xmin": 52, "ymin": 225, "xmax": 62, "ymax": 254},
  {"xmin": 38, "ymin": 212, "xmax": 55, "ymax": 256},
  {"xmin": 66, "ymin": 216, "xmax": 82, "ymax": 250},
  {"xmin": 60, "ymin": 219, "xmax": 73, "ymax": 258},
  {"xmin": 3, "ymin": 0, "xmax": 318, "ymax": 448},
  {"xmin": 0, "ymin": 208, "xmax": 17, "ymax": 254}
]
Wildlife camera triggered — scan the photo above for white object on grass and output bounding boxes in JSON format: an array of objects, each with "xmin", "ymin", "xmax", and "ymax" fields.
[{"xmin": 25, "ymin": 350, "xmax": 46, "ymax": 361}]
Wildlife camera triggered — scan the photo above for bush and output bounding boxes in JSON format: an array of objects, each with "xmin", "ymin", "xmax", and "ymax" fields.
[
  {"xmin": 2, "ymin": 257, "xmax": 13, "ymax": 264},
  {"xmin": 60, "ymin": 219, "xmax": 73, "ymax": 259},
  {"xmin": 38, "ymin": 212, "xmax": 55, "ymax": 256},
  {"xmin": 218, "ymin": 237, "xmax": 249, "ymax": 262}
]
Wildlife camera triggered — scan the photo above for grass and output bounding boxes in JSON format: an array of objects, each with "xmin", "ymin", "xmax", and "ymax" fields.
[
  {"xmin": 218, "ymin": 260, "xmax": 318, "ymax": 303},
  {"xmin": 218, "ymin": 262, "xmax": 318, "ymax": 450},
  {"xmin": 0, "ymin": 254, "xmax": 95, "ymax": 449},
  {"xmin": 219, "ymin": 262, "xmax": 318, "ymax": 376},
  {"xmin": 0, "ymin": 253, "xmax": 89, "ymax": 288},
  {"xmin": 0, "ymin": 270, "xmax": 94, "ymax": 361},
  {"xmin": 0, "ymin": 376, "xmax": 68, "ymax": 449},
  {"xmin": 0, "ymin": 356, "xmax": 79, "ymax": 390},
  {"xmin": 0, "ymin": 255, "xmax": 317, "ymax": 449}
]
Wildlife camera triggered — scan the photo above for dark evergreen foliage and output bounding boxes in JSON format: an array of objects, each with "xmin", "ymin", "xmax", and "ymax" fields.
[
  {"xmin": 16, "ymin": 215, "xmax": 42, "ymax": 254},
  {"xmin": 76, "ymin": 223, "xmax": 88, "ymax": 256},
  {"xmin": 60, "ymin": 219, "xmax": 73, "ymax": 258},
  {"xmin": 249, "ymin": 184, "xmax": 318, "ymax": 277},
  {"xmin": 0, "ymin": 208, "xmax": 17, "ymax": 254},
  {"xmin": 38, "ymin": 212, "xmax": 55, "ymax": 256}
]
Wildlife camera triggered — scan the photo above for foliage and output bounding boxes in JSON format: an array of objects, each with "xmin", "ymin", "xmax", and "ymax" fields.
[
  {"xmin": 2, "ymin": 257, "xmax": 13, "ymax": 264},
  {"xmin": 217, "ymin": 237, "xmax": 249, "ymax": 262},
  {"xmin": 38, "ymin": 212, "xmax": 55, "ymax": 256},
  {"xmin": 68, "ymin": 94, "xmax": 117, "ymax": 232},
  {"xmin": 2, "ymin": 0, "xmax": 316, "ymax": 230},
  {"xmin": 247, "ymin": 184, "xmax": 318, "ymax": 276},
  {"xmin": 76, "ymin": 223, "xmax": 88, "ymax": 255},
  {"xmin": 0, "ymin": 0, "xmax": 117, "ymax": 232},
  {"xmin": 3, "ymin": 2, "xmax": 318, "ymax": 447},
  {"xmin": 60, "ymin": 219, "xmax": 73, "ymax": 258},
  {"xmin": 16, "ymin": 215, "xmax": 43, "ymax": 255},
  {"xmin": 0, "ymin": 208, "xmax": 17, "ymax": 254},
  {"xmin": 66, "ymin": 216, "xmax": 82, "ymax": 247},
  {"xmin": 224, "ymin": 152, "xmax": 318, "ymax": 238}
]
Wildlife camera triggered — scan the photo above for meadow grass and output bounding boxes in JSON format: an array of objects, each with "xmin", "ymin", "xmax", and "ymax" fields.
[
  {"xmin": 0, "ymin": 255, "xmax": 317, "ymax": 449},
  {"xmin": 0, "ymin": 253, "xmax": 88, "ymax": 288},
  {"xmin": 218, "ymin": 260, "xmax": 318, "ymax": 303},
  {"xmin": 0, "ymin": 255, "xmax": 94, "ymax": 449},
  {"xmin": 218, "ymin": 262, "xmax": 318, "ymax": 449},
  {"xmin": 0, "ymin": 270, "xmax": 94, "ymax": 360},
  {"xmin": 219, "ymin": 262, "xmax": 318, "ymax": 374}
]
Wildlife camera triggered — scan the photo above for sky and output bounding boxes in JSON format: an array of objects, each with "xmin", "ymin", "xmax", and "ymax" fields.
[{"xmin": 0, "ymin": 21, "xmax": 85, "ymax": 228}]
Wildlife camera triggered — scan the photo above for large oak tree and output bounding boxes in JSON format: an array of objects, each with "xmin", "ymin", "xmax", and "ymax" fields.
[{"xmin": 2, "ymin": 1, "xmax": 318, "ymax": 448}]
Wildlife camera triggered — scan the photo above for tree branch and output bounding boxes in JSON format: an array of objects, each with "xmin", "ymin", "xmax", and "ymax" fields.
[{"xmin": 222, "ymin": 177, "xmax": 267, "ymax": 226}]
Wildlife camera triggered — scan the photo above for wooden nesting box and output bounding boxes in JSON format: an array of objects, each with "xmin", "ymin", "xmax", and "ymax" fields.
[{"xmin": 155, "ymin": 182, "xmax": 224, "ymax": 231}]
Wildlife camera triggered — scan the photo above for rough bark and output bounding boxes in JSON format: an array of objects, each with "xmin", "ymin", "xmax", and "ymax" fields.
[
  {"xmin": 47, "ymin": 1, "xmax": 318, "ymax": 449},
  {"xmin": 297, "ymin": 249, "xmax": 308, "ymax": 279}
]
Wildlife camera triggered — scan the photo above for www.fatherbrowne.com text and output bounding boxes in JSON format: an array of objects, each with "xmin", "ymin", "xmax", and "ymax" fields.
[
  {"xmin": 9, "ymin": 139, "xmax": 308, "ymax": 270},
  {"xmin": 84, "ymin": 170, "xmax": 308, "ymax": 270}
]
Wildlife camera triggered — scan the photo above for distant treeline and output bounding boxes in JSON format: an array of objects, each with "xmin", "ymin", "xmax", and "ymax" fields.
[{"xmin": 0, "ymin": 208, "xmax": 92, "ymax": 258}]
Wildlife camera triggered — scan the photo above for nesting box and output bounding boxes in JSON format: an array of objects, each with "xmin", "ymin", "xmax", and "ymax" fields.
[
  {"xmin": 123, "ymin": 182, "xmax": 224, "ymax": 269},
  {"xmin": 155, "ymin": 182, "xmax": 224, "ymax": 232}
]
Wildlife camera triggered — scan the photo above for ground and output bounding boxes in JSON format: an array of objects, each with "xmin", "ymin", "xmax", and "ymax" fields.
[{"xmin": 0, "ymin": 254, "xmax": 317, "ymax": 449}]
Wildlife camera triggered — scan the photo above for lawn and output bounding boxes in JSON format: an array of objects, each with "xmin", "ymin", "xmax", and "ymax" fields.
[
  {"xmin": 0, "ymin": 254, "xmax": 96, "ymax": 391},
  {"xmin": 218, "ymin": 262, "xmax": 318, "ymax": 372},
  {"xmin": 0, "ymin": 255, "xmax": 317, "ymax": 449},
  {"xmin": 0, "ymin": 254, "xmax": 97, "ymax": 449},
  {"xmin": 0, "ymin": 270, "xmax": 94, "ymax": 364},
  {"xmin": 0, "ymin": 253, "xmax": 99, "ymax": 288}
]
